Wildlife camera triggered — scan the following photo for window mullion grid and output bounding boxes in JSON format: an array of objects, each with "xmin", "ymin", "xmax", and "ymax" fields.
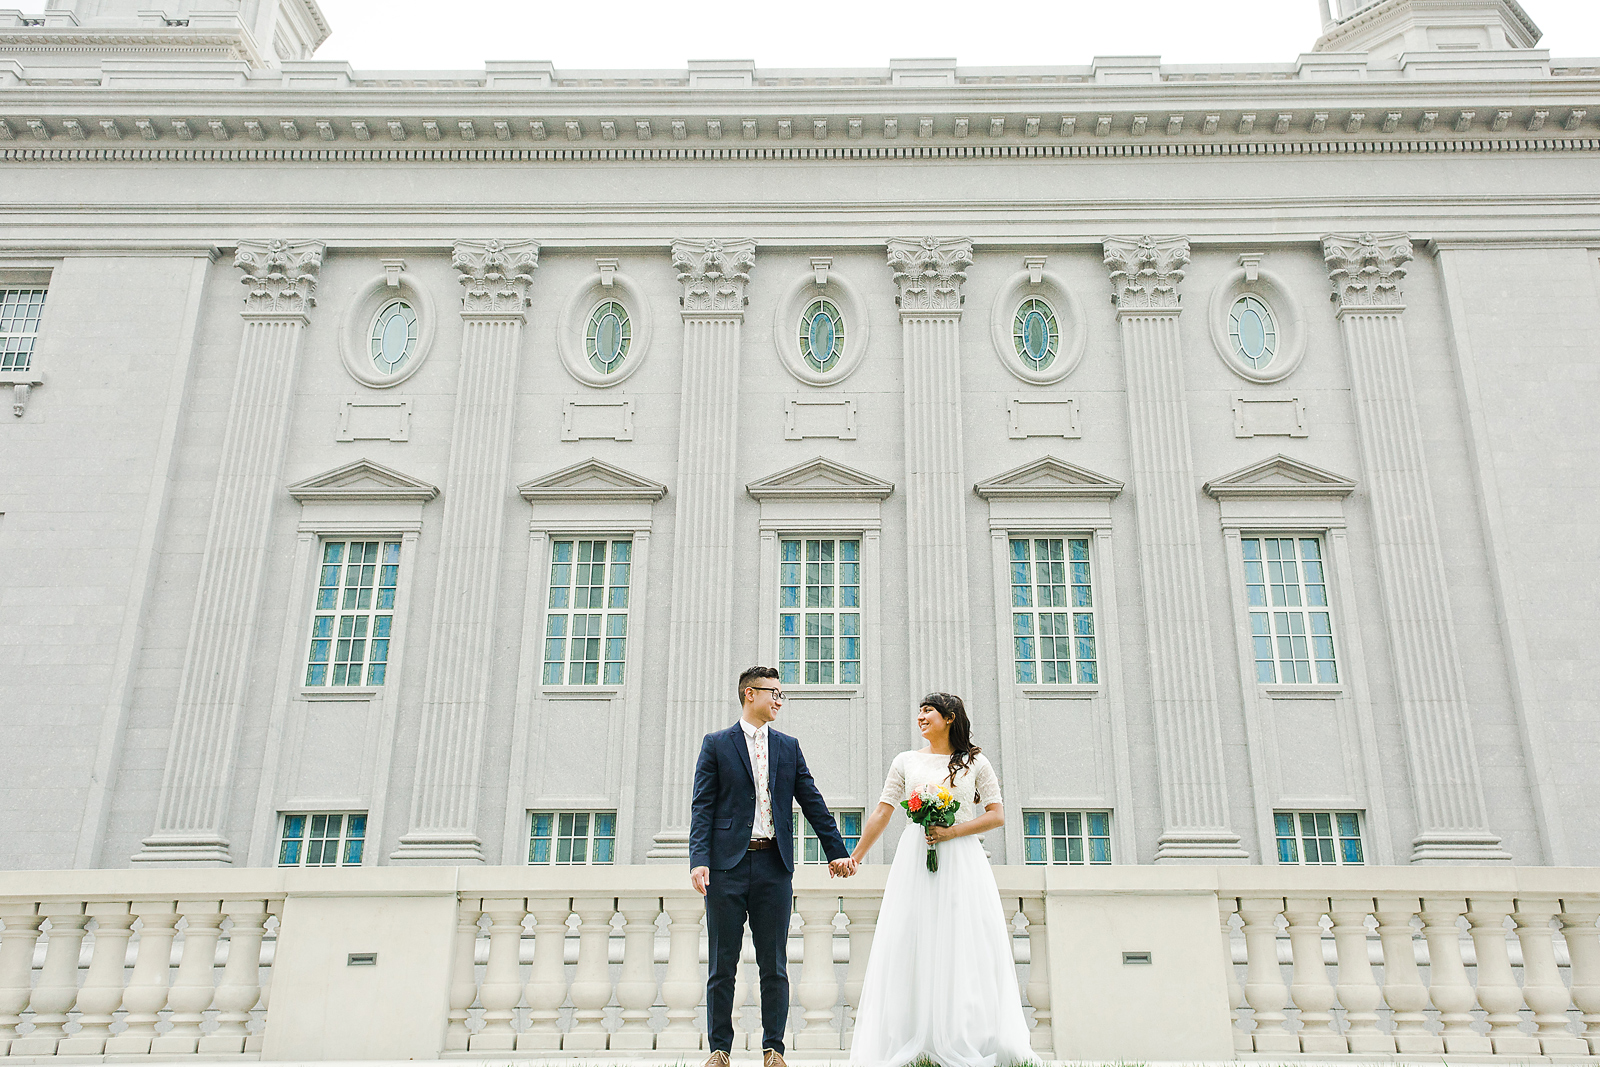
[
  {"xmin": 306, "ymin": 539, "xmax": 400, "ymax": 687},
  {"xmin": 780, "ymin": 536, "xmax": 860, "ymax": 686},
  {"xmin": 1245, "ymin": 536, "xmax": 1337, "ymax": 685},
  {"xmin": 0, "ymin": 288, "xmax": 45, "ymax": 373},
  {"xmin": 1011, "ymin": 534, "xmax": 1096, "ymax": 685},
  {"xmin": 544, "ymin": 538, "xmax": 631, "ymax": 686}
]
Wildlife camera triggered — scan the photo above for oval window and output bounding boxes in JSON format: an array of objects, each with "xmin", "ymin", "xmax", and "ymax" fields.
[
  {"xmin": 586, "ymin": 300, "xmax": 631, "ymax": 375},
  {"xmin": 799, "ymin": 299, "xmax": 845, "ymax": 373},
  {"xmin": 1229, "ymin": 294, "xmax": 1278, "ymax": 371},
  {"xmin": 1012, "ymin": 297, "xmax": 1058, "ymax": 372},
  {"xmin": 369, "ymin": 300, "xmax": 418, "ymax": 376}
]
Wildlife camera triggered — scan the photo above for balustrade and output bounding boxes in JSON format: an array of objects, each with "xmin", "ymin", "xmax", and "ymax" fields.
[{"xmin": 0, "ymin": 866, "xmax": 1594, "ymax": 1061}]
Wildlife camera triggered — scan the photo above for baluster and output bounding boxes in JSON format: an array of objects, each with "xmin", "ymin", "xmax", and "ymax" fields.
[
  {"xmin": 564, "ymin": 895, "xmax": 616, "ymax": 1049},
  {"xmin": 1020, "ymin": 895, "xmax": 1053, "ymax": 1055},
  {"xmin": 1238, "ymin": 895, "xmax": 1295, "ymax": 1052},
  {"xmin": 1329, "ymin": 895, "xmax": 1392, "ymax": 1053},
  {"xmin": 1284, "ymin": 895, "xmax": 1343, "ymax": 1052},
  {"xmin": 11, "ymin": 903, "xmax": 89, "ymax": 1055},
  {"xmin": 202, "ymin": 900, "xmax": 268, "ymax": 1054},
  {"xmin": 1515, "ymin": 896, "xmax": 1588, "ymax": 1055},
  {"xmin": 731, "ymin": 931, "xmax": 756, "ymax": 1051},
  {"xmin": 519, "ymin": 898, "xmax": 569, "ymax": 1050},
  {"xmin": 613, "ymin": 896, "xmax": 660, "ymax": 1049},
  {"xmin": 249, "ymin": 903, "xmax": 279, "ymax": 1053},
  {"xmin": 151, "ymin": 899, "xmax": 223, "ymax": 1054},
  {"xmin": 793, "ymin": 889, "xmax": 841, "ymax": 1049},
  {"xmin": 841, "ymin": 894, "xmax": 877, "ymax": 1049},
  {"xmin": 57, "ymin": 903, "xmax": 134, "ymax": 1055},
  {"xmin": 1218, "ymin": 897, "xmax": 1249, "ymax": 1053},
  {"xmin": 1559, "ymin": 897, "xmax": 1600, "ymax": 1054},
  {"xmin": 472, "ymin": 897, "xmax": 527, "ymax": 1051},
  {"xmin": 1374, "ymin": 894, "xmax": 1442, "ymax": 1053},
  {"xmin": 1419, "ymin": 895, "xmax": 1489, "ymax": 1053},
  {"xmin": 658, "ymin": 894, "xmax": 706, "ymax": 1050},
  {"xmin": 1467, "ymin": 895, "xmax": 1536, "ymax": 1054},
  {"xmin": 104, "ymin": 901, "xmax": 178, "ymax": 1054},
  {"xmin": 0, "ymin": 905, "xmax": 45, "ymax": 1056},
  {"xmin": 445, "ymin": 900, "xmax": 482, "ymax": 1051}
]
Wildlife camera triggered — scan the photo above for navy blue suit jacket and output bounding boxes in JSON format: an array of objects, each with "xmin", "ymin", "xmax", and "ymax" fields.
[{"xmin": 690, "ymin": 723, "xmax": 848, "ymax": 872}]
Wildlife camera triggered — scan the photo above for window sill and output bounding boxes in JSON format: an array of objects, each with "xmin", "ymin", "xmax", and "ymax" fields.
[
  {"xmin": 539, "ymin": 687, "xmax": 622, "ymax": 699},
  {"xmin": 1017, "ymin": 686, "xmax": 1100, "ymax": 698},
  {"xmin": 1260, "ymin": 685, "xmax": 1343, "ymax": 699},
  {"xmin": 779, "ymin": 686, "xmax": 861, "ymax": 698},
  {"xmin": 301, "ymin": 686, "xmax": 382, "ymax": 701}
]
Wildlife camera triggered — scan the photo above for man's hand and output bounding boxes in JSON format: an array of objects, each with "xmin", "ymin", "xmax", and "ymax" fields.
[
  {"xmin": 828, "ymin": 857, "xmax": 857, "ymax": 878},
  {"xmin": 691, "ymin": 866, "xmax": 711, "ymax": 895}
]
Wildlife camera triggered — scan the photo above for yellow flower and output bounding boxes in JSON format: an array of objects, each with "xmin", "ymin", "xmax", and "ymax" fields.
[{"xmin": 937, "ymin": 786, "xmax": 952, "ymax": 804}]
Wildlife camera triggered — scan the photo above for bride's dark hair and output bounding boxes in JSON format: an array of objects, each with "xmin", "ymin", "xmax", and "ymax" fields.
[{"xmin": 921, "ymin": 692, "xmax": 981, "ymax": 786}]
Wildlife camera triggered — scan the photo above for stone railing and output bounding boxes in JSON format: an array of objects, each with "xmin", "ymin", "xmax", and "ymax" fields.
[{"xmin": 0, "ymin": 865, "xmax": 1597, "ymax": 1060}]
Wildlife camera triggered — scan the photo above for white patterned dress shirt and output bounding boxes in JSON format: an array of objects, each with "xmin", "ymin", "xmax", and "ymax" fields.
[{"xmin": 740, "ymin": 718, "xmax": 775, "ymax": 841}]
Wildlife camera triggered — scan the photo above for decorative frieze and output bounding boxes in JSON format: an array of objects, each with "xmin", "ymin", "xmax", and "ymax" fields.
[
  {"xmin": 452, "ymin": 239, "xmax": 539, "ymax": 315},
  {"xmin": 1323, "ymin": 231, "xmax": 1506, "ymax": 863},
  {"xmin": 887, "ymin": 236, "xmax": 972, "ymax": 313},
  {"xmin": 671, "ymin": 238, "xmax": 756, "ymax": 313},
  {"xmin": 133, "ymin": 239, "xmax": 325, "ymax": 865},
  {"xmin": 1104, "ymin": 235, "xmax": 1247, "ymax": 863}
]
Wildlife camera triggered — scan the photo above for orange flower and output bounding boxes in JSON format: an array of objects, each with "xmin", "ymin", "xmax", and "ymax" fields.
[{"xmin": 908, "ymin": 794, "xmax": 922, "ymax": 812}]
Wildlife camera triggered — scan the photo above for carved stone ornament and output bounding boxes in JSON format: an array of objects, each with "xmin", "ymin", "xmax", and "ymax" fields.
[
  {"xmin": 452, "ymin": 239, "xmax": 540, "ymax": 315},
  {"xmin": 234, "ymin": 239, "xmax": 324, "ymax": 316},
  {"xmin": 1323, "ymin": 232, "xmax": 1413, "ymax": 310},
  {"xmin": 1102, "ymin": 235, "xmax": 1191, "ymax": 311},
  {"xmin": 887, "ymin": 236, "xmax": 973, "ymax": 312},
  {"xmin": 672, "ymin": 238, "xmax": 757, "ymax": 313}
]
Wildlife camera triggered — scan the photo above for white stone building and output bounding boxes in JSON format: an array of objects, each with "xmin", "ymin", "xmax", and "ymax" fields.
[{"xmin": 2, "ymin": 0, "xmax": 1597, "ymax": 875}]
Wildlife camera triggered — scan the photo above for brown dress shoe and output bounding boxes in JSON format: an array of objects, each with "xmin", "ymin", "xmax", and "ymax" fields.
[
  {"xmin": 703, "ymin": 1051, "xmax": 731, "ymax": 1067},
  {"xmin": 763, "ymin": 1049, "xmax": 787, "ymax": 1067}
]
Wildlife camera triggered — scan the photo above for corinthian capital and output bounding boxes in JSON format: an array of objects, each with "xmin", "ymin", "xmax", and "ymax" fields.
[
  {"xmin": 235, "ymin": 239, "xmax": 324, "ymax": 316},
  {"xmin": 1323, "ymin": 232, "xmax": 1412, "ymax": 310},
  {"xmin": 672, "ymin": 238, "xmax": 756, "ymax": 313},
  {"xmin": 452, "ymin": 239, "xmax": 540, "ymax": 315},
  {"xmin": 887, "ymin": 237, "xmax": 973, "ymax": 312},
  {"xmin": 1102, "ymin": 235, "xmax": 1190, "ymax": 311}
]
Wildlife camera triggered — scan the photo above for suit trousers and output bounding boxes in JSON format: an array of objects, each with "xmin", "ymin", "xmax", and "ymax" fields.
[{"xmin": 706, "ymin": 847, "xmax": 792, "ymax": 1054}]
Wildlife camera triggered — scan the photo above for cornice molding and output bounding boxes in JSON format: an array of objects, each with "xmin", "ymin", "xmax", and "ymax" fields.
[
  {"xmin": 887, "ymin": 236, "xmax": 972, "ymax": 313},
  {"xmin": 234, "ymin": 238, "xmax": 322, "ymax": 315},
  {"xmin": 452, "ymin": 238, "xmax": 538, "ymax": 315},
  {"xmin": 1324, "ymin": 231, "xmax": 1413, "ymax": 310},
  {"xmin": 671, "ymin": 238, "xmax": 755, "ymax": 313},
  {"xmin": 1103, "ymin": 235, "xmax": 1190, "ymax": 311}
]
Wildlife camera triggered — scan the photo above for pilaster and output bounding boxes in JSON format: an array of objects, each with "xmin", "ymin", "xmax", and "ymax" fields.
[
  {"xmin": 888, "ymin": 236, "xmax": 974, "ymax": 697},
  {"xmin": 1323, "ymin": 232, "xmax": 1507, "ymax": 863},
  {"xmin": 650, "ymin": 238, "xmax": 756, "ymax": 859},
  {"xmin": 392, "ymin": 239, "xmax": 538, "ymax": 863},
  {"xmin": 133, "ymin": 239, "xmax": 324, "ymax": 865},
  {"xmin": 1102, "ymin": 235, "xmax": 1247, "ymax": 862}
]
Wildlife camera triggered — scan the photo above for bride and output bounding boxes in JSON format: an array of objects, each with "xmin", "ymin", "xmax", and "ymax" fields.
[{"xmin": 846, "ymin": 693, "xmax": 1035, "ymax": 1067}]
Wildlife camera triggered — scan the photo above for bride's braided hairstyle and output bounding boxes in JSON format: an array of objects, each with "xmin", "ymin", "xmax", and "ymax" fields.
[{"xmin": 921, "ymin": 692, "xmax": 981, "ymax": 787}]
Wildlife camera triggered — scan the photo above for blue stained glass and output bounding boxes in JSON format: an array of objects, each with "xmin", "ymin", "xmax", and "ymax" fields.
[
  {"xmin": 597, "ymin": 313, "xmax": 623, "ymax": 360},
  {"xmin": 808, "ymin": 310, "xmax": 835, "ymax": 360},
  {"xmin": 1022, "ymin": 310, "xmax": 1049, "ymax": 358}
]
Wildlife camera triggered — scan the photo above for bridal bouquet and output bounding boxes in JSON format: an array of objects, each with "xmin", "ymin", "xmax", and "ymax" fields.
[{"xmin": 902, "ymin": 784, "xmax": 961, "ymax": 872}]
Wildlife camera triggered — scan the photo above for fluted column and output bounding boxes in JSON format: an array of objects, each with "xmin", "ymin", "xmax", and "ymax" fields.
[
  {"xmin": 1324, "ymin": 233, "xmax": 1505, "ymax": 862},
  {"xmin": 889, "ymin": 237, "xmax": 974, "ymax": 696},
  {"xmin": 1103, "ymin": 236, "xmax": 1245, "ymax": 861},
  {"xmin": 652, "ymin": 238, "xmax": 756, "ymax": 858},
  {"xmin": 394, "ymin": 239, "xmax": 538, "ymax": 862},
  {"xmin": 133, "ymin": 240, "xmax": 323, "ymax": 864}
]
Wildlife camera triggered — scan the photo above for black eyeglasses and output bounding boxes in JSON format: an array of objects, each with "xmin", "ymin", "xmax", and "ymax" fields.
[{"xmin": 747, "ymin": 686, "xmax": 785, "ymax": 701}]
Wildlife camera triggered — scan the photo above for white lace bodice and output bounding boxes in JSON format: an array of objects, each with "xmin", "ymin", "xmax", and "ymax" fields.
[{"xmin": 877, "ymin": 750, "xmax": 1002, "ymax": 826}]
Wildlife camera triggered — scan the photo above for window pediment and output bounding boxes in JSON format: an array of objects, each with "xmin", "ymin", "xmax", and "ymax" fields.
[
  {"xmin": 973, "ymin": 456, "xmax": 1124, "ymax": 501},
  {"xmin": 746, "ymin": 456, "xmax": 895, "ymax": 502},
  {"xmin": 287, "ymin": 458, "xmax": 439, "ymax": 503},
  {"xmin": 1203, "ymin": 454, "xmax": 1357, "ymax": 501},
  {"xmin": 518, "ymin": 458, "xmax": 667, "ymax": 504}
]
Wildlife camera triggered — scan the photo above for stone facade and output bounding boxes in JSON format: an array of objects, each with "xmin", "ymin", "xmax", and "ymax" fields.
[{"xmin": 1, "ymin": 0, "xmax": 1598, "ymax": 870}]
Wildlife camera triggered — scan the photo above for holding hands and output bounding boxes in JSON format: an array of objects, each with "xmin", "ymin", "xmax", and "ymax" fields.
[{"xmin": 828, "ymin": 856, "xmax": 858, "ymax": 878}]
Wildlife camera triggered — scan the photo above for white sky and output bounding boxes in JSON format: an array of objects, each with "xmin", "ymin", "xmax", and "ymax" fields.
[{"xmin": 20, "ymin": 0, "xmax": 1600, "ymax": 69}]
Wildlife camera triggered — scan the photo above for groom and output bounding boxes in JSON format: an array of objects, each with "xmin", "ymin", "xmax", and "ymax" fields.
[{"xmin": 690, "ymin": 665, "xmax": 855, "ymax": 1067}]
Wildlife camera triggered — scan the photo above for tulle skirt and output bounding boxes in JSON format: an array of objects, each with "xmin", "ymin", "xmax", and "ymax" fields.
[{"xmin": 849, "ymin": 824, "xmax": 1036, "ymax": 1067}]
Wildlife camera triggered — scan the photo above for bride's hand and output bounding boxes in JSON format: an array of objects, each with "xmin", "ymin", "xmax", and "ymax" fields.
[{"xmin": 924, "ymin": 824, "xmax": 957, "ymax": 844}]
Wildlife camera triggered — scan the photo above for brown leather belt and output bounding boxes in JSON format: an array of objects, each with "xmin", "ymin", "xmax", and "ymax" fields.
[{"xmin": 747, "ymin": 838, "xmax": 776, "ymax": 851}]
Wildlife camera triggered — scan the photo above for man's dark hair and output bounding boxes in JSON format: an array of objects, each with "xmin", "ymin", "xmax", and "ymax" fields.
[{"xmin": 738, "ymin": 665, "xmax": 780, "ymax": 702}]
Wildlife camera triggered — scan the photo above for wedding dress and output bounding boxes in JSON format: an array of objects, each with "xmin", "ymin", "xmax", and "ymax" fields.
[{"xmin": 849, "ymin": 750, "xmax": 1036, "ymax": 1067}]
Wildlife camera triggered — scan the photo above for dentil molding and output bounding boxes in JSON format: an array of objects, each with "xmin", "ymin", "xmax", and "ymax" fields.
[
  {"xmin": 234, "ymin": 239, "xmax": 323, "ymax": 316},
  {"xmin": 1324, "ymin": 232, "xmax": 1413, "ymax": 310},
  {"xmin": 451, "ymin": 238, "xmax": 539, "ymax": 315},
  {"xmin": 887, "ymin": 236, "xmax": 972, "ymax": 313},
  {"xmin": 1102, "ymin": 235, "xmax": 1191, "ymax": 311},
  {"xmin": 671, "ymin": 238, "xmax": 756, "ymax": 313}
]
